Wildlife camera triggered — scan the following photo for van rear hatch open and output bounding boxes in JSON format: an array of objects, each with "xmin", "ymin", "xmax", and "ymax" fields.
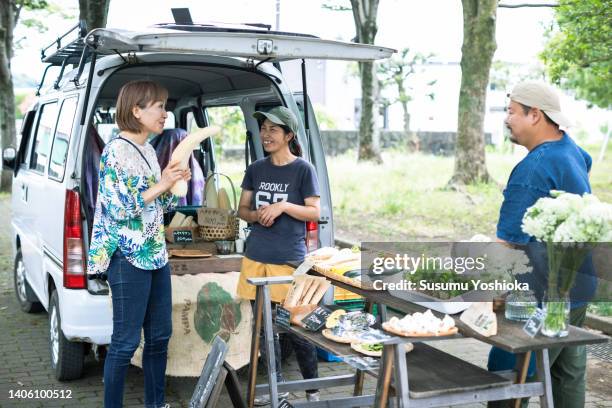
[{"xmin": 86, "ymin": 26, "xmax": 395, "ymax": 62}]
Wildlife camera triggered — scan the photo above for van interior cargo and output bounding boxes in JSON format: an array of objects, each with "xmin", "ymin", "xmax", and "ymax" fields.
[{"xmin": 82, "ymin": 63, "xmax": 283, "ymax": 235}]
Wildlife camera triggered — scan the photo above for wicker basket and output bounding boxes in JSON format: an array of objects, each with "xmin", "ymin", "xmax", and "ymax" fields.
[{"xmin": 198, "ymin": 173, "xmax": 239, "ymax": 241}]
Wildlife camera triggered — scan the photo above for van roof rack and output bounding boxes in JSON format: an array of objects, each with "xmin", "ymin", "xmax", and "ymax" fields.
[
  {"xmin": 40, "ymin": 20, "xmax": 89, "ymax": 65},
  {"xmin": 150, "ymin": 22, "xmax": 318, "ymax": 39},
  {"xmin": 37, "ymin": 20, "xmax": 92, "ymax": 95}
]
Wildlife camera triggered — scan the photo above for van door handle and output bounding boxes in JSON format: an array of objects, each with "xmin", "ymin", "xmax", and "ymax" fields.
[{"xmin": 21, "ymin": 184, "xmax": 28, "ymax": 202}]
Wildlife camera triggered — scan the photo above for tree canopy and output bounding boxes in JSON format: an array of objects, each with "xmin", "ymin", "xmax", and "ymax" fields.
[{"xmin": 540, "ymin": 0, "xmax": 612, "ymax": 109}]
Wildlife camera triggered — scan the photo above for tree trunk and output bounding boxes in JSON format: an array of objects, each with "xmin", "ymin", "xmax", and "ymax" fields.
[
  {"xmin": 0, "ymin": 0, "xmax": 15, "ymax": 192},
  {"xmin": 357, "ymin": 60, "xmax": 382, "ymax": 163},
  {"xmin": 351, "ymin": 0, "xmax": 382, "ymax": 163},
  {"xmin": 79, "ymin": 0, "xmax": 110, "ymax": 30},
  {"xmin": 450, "ymin": 0, "xmax": 497, "ymax": 185}
]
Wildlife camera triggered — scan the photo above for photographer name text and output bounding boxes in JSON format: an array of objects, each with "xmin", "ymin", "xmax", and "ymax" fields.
[{"xmin": 372, "ymin": 279, "xmax": 529, "ymax": 291}]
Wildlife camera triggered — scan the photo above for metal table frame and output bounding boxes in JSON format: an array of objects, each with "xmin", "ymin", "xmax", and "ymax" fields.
[{"xmin": 245, "ymin": 275, "xmax": 608, "ymax": 408}]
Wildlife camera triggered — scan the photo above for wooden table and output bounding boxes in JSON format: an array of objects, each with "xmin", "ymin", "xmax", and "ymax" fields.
[
  {"xmin": 245, "ymin": 269, "xmax": 609, "ymax": 408},
  {"xmin": 168, "ymin": 254, "xmax": 242, "ymax": 275}
]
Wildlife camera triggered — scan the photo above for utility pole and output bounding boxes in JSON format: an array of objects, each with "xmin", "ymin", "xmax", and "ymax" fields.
[{"xmin": 275, "ymin": 0, "xmax": 280, "ymax": 30}]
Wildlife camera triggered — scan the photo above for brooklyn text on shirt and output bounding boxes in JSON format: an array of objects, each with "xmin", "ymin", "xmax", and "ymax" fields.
[
  {"xmin": 255, "ymin": 182, "xmax": 291, "ymax": 208},
  {"xmin": 258, "ymin": 182, "xmax": 290, "ymax": 192}
]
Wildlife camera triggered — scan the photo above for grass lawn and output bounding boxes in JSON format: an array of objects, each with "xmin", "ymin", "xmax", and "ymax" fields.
[
  {"xmin": 221, "ymin": 142, "xmax": 611, "ymax": 242},
  {"xmin": 327, "ymin": 143, "xmax": 612, "ymax": 242}
]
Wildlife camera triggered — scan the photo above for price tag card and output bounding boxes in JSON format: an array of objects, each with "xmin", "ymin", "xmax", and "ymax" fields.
[
  {"xmin": 173, "ymin": 230, "xmax": 193, "ymax": 243},
  {"xmin": 293, "ymin": 259, "xmax": 315, "ymax": 276},
  {"xmin": 275, "ymin": 305, "xmax": 291, "ymax": 330},
  {"xmin": 301, "ymin": 305, "xmax": 332, "ymax": 331},
  {"xmin": 523, "ymin": 308, "xmax": 546, "ymax": 338}
]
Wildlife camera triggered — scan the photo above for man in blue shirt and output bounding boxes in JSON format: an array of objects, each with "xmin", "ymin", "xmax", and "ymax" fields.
[{"xmin": 489, "ymin": 82, "xmax": 593, "ymax": 408}]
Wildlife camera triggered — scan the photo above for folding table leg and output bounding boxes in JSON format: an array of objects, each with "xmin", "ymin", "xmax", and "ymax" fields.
[
  {"xmin": 535, "ymin": 349, "xmax": 554, "ymax": 408},
  {"xmin": 393, "ymin": 344, "xmax": 410, "ymax": 408},
  {"xmin": 353, "ymin": 301, "xmax": 374, "ymax": 398},
  {"xmin": 262, "ymin": 285, "xmax": 280, "ymax": 408},
  {"xmin": 512, "ymin": 351, "xmax": 532, "ymax": 408},
  {"xmin": 247, "ymin": 287, "xmax": 264, "ymax": 408},
  {"xmin": 353, "ymin": 369, "xmax": 365, "ymax": 396},
  {"xmin": 374, "ymin": 344, "xmax": 394, "ymax": 408}
]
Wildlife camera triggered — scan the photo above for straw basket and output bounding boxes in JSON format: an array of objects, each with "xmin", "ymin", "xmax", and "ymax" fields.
[{"xmin": 197, "ymin": 173, "xmax": 239, "ymax": 241}]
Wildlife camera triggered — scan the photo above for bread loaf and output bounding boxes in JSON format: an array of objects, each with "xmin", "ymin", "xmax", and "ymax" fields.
[
  {"xmin": 169, "ymin": 212, "xmax": 186, "ymax": 227},
  {"xmin": 169, "ymin": 126, "xmax": 220, "ymax": 196},
  {"xmin": 205, "ymin": 181, "xmax": 218, "ymax": 208},
  {"xmin": 217, "ymin": 188, "xmax": 231, "ymax": 210}
]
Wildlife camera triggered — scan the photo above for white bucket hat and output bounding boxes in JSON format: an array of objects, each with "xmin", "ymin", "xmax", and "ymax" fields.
[{"xmin": 509, "ymin": 81, "xmax": 572, "ymax": 128}]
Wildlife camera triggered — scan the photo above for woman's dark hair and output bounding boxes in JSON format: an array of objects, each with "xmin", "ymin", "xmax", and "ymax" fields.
[
  {"xmin": 279, "ymin": 124, "xmax": 302, "ymax": 157},
  {"xmin": 258, "ymin": 118, "xmax": 302, "ymax": 157}
]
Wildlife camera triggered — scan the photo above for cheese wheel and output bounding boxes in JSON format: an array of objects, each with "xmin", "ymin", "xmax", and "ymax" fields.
[{"xmin": 169, "ymin": 126, "xmax": 220, "ymax": 197}]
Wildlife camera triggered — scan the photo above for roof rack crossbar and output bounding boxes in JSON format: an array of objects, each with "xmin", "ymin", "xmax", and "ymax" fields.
[
  {"xmin": 35, "ymin": 64, "xmax": 53, "ymax": 96},
  {"xmin": 72, "ymin": 45, "xmax": 93, "ymax": 86},
  {"xmin": 53, "ymin": 57, "xmax": 69, "ymax": 90},
  {"xmin": 41, "ymin": 20, "xmax": 89, "ymax": 67}
]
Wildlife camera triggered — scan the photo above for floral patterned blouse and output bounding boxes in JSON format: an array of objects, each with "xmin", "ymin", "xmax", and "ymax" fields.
[{"xmin": 87, "ymin": 137, "xmax": 178, "ymax": 276}]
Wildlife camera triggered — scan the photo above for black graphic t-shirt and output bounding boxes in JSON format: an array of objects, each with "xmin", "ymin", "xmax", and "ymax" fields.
[{"xmin": 241, "ymin": 157, "xmax": 320, "ymax": 264}]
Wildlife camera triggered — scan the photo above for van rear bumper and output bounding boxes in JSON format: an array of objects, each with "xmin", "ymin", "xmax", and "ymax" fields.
[{"xmin": 59, "ymin": 288, "xmax": 112, "ymax": 345}]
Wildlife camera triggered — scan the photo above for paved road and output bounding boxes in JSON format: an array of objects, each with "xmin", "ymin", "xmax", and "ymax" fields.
[{"xmin": 0, "ymin": 193, "xmax": 610, "ymax": 407}]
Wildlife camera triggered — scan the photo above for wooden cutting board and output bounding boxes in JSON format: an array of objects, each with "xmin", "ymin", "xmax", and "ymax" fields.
[{"xmin": 169, "ymin": 249, "xmax": 213, "ymax": 258}]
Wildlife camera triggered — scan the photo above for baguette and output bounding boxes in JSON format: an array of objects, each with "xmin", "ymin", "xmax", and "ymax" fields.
[
  {"xmin": 308, "ymin": 280, "xmax": 331, "ymax": 305},
  {"xmin": 169, "ymin": 126, "xmax": 220, "ymax": 196},
  {"xmin": 298, "ymin": 277, "xmax": 316, "ymax": 305},
  {"xmin": 300, "ymin": 278, "xmax": 323, "ymax": 305},
  {"xmin": 284, "ymin": 276, "xmax": 308, "ymax": 308}
]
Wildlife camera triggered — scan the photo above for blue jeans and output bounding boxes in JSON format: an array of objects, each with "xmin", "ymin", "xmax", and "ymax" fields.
[{"xmin": 104, "ymin": 251, "xmax": 172, "ymax": 408}]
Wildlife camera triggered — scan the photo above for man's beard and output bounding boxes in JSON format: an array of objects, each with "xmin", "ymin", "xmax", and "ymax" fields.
[{"xmin": 507, "ymin": 126, "xmax": 519, "ymax": 144}]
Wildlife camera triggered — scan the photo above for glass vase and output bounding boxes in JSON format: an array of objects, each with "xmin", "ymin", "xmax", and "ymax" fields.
[
  {"xmin": 505, "ymin": 290, "xmax": 538, "ymax": 322},
  {"xmin": 542, "ymin": 293, "xmax": 570, "ymax": 337}
]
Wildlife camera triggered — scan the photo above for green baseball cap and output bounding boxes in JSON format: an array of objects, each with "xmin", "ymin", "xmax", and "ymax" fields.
[{"xmin": 253, "ymin": 106, "xmax": 299, "ymax": 134}]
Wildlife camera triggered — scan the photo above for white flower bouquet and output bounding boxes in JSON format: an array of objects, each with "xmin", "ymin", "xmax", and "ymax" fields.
[{"xmin": 521, "ymin": 190, "xmax": 612, "ymax": 336}]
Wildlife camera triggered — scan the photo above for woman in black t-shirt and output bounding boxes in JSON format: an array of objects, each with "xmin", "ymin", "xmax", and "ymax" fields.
[{"xmin": 237, "ymin": 106, "xmax": 321, "ymax": 404}]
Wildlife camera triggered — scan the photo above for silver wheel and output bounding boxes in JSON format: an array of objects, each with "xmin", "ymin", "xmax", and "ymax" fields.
[
  {"xmin": 48, "ymin": 290, "xmax": 84, "ymax": 380},
  {"xmin": 14, "ymin": 249, "xmax": 43, "ymax": 313},
  {"xmin": 50, "ymin": 304, "xmax": 59, "ymax": 366},
  {"xmin": 15, "ymin": 259, "xmax": 27, "ymax": 302}
]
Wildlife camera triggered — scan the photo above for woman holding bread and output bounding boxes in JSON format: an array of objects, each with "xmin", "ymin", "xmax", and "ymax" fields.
[
  {"xmin": 87, "ymin": 80, "xmax": 190, "ymax": 408},
  {"xmin": 236, "ymin": 106, "xmax": 322, "ymax": 404}
]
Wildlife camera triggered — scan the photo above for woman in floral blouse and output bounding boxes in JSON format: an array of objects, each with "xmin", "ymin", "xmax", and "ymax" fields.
[{"xmin": 87, "ymin": 80, "xmax": 190, "ymax": 408}]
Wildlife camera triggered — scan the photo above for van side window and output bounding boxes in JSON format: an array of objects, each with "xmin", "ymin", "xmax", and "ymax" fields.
[
  {"xmin": 16, "ymin": 109, "xmax": 37, "ymax": 168},
  {"xmin": 48, "ymin": 97, "xmax": 78, "ymax": 181},
  {"xmin": 29, "ymin": 101, "xmax": 59, "ymax": 174}
]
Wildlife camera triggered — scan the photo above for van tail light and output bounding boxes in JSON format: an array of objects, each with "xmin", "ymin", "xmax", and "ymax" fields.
[
  {"xmin": 305, "ymin": 221, "xmax": 319, "ymax": 253},
  {"xmin": 63, "ymin": 189, "xmax": 86, "ymax": 289}
]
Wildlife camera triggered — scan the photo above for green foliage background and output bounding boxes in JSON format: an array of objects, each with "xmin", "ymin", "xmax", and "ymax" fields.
[{"xmin": 540, "ymin": 0, "xmax": 612, "ymax": 108}]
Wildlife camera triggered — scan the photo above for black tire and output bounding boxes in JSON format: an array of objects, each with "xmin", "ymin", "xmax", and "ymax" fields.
[
  {"xmin": 13, "ymin": 249, "xmax": 43, "ymax": 313},
  {"xmin": 49, "ymin": 290, "xmax": 84, "ymax": 380}
]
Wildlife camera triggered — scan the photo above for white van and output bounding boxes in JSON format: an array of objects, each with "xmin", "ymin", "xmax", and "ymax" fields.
[{"xmin": 2, "ymin": 18, "xmax": 393, "ymax": 380}]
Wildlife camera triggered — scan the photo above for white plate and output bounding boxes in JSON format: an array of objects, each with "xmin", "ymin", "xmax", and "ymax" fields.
[{"xmin": 388, "ymin": 290, "xmax": 472, "ymax": 314}]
